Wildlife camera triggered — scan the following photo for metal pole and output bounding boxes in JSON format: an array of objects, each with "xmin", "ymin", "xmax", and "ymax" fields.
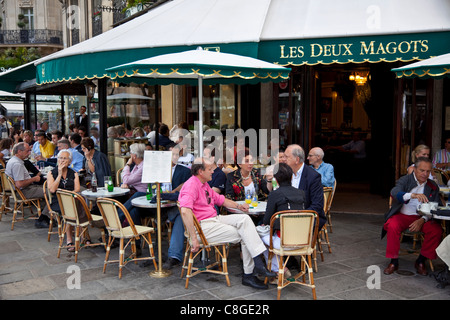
[
  {"xmin": 198, "ymin": 77, "xmax": 203, "ymax": 157},
  {"xmin": 149, "ymin": 182, "xmax": 172, "ymax": 278}
]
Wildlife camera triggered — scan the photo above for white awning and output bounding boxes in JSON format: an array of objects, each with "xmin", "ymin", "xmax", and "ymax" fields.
[{"xmin": 36, "ymin": 0, "xmax": 450, "ymax": 64}]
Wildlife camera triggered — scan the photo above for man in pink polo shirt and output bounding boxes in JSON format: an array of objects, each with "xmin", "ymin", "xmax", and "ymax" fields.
[{"xmin": 179, "ymin": 158, "xmax": 276, "ymax": 290}]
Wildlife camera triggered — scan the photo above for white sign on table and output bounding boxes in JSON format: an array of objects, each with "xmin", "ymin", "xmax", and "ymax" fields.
[{"xmin": 141, "ymin": 151, "xmax": 172, "ymax": 183}]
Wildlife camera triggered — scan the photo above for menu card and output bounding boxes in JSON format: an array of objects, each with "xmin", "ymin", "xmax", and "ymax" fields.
[{"xmin": 141, "ymin": 151, "xmax": 173, "ymax": 183}]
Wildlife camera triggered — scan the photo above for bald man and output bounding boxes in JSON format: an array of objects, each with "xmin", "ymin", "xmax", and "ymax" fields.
[{"xmin": 307, "ymin": 147, "xmax": 335, "ymax": 187}]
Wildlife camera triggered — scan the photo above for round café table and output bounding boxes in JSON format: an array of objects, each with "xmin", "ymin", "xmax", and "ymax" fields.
[
  {"xmin": 131, "ymin": 195, "xmax": 177, "ymax": 209},
  {"xmin": 81, "ymin": 187, "xmax": 130, "ymax": 208},
  {"xmin": 227, "ymin": 200, "xmax": 267, "ymax": 215}
]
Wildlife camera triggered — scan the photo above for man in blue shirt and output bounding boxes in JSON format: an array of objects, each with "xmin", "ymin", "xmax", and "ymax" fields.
[{"xmin": 307, "ymin": 147, "xmax": 335, "ymax": 188}]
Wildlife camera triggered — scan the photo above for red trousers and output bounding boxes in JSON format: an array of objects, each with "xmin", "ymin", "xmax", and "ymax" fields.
[{"xmin": 383, "ymin": 213, "xmax": 442, "ymax": 259}]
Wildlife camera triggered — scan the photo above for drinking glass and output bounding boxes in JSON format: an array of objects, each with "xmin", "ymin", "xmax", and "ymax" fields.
[
  {"xmin": 245, "ymin": 190, "xmax": 252, "ymax": 204},
  {"xmin": 104, "ymin": 176, "xmax": 111, "ymax": 190}
]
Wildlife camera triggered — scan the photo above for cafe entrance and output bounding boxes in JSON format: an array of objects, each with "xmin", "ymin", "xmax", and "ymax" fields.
[{"xmin": 273, "ymin": 62, "xmax": 398, "ymax": 196}]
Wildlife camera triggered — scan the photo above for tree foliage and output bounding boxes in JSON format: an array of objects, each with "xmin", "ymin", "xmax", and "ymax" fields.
[{"xmin": 0, "ymin": 47, "xmax": 41, "ymax": 69}]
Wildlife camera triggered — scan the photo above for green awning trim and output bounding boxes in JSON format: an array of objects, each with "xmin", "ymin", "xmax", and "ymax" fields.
[
  {"xmin": 36, "ymin": 43, "xmax": 259, "ymax": 85},
  {"xmin": 258, "ymin": 31, "xmax": 450, "ymax": 66},
  {"xmin": 391, "ymin": 52, "xmax": 450, "ymax": 79}
]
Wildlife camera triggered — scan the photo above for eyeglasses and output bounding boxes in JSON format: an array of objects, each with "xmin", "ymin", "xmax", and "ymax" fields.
[
  {"xmin": 59, "ymin": 157, "xmax": 70, "ymax": 160},
  {"xmin": 205, "ymin": 190, "xmax": 211, "ymax": 205},
  {"xmin": 307, "ymin": 154, "xmax": 318, "ymax": 158}
]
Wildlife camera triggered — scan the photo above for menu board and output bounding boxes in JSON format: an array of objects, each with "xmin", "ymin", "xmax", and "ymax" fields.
[{"xmin": 141, "ymin": 151, "xmax": 173, "ymax": 183}]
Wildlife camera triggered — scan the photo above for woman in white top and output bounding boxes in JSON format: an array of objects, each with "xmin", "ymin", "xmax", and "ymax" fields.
[{"xmin": 407, "ymin": 144, "xmax": 435, "ymax": 180}]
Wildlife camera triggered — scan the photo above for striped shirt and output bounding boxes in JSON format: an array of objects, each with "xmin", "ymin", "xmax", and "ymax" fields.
[{"xmin": 432, "ymin": 149, "xmax": 450, "ymax": 167}]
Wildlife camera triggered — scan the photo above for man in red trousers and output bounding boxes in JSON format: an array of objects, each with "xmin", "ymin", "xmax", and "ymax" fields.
[{"xmin": 382, "ymin": 157, "xmax": 443, "ymax": 276}]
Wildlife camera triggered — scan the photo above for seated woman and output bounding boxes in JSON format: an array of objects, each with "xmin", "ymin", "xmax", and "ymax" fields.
[
  {"xmin": 44, "ymin": 149, "xmax": 81, "ymax": 251},
  {"xmin": 225, "ymin": 147, "xmax": 271, "ymax": 202},
  {"xmin": 407, "ymin": 144, "xmax": 435, "ymax": 180},
  {"xmin": 260, "ymin": 163, "xmax": 306, "ymax": 281},
  {"xmin": 81, "ymin": 137, "xmax": 112, "ymax": 188},
  {"xmin": 0, "ymin": 137, "xmax": 13, "ymax": 160}
]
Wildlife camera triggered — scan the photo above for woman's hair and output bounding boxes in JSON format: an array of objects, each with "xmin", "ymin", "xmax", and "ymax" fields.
[
  {"xmin": 129, "ymin": 143, "xmax": 145, "ymax": 159},
  {"xmin": 80, "ymin": 137, "xmax": 95, "ymax": 151},
  {"xmin": 411, "ymin": 144, "xmax": 430, "ymax": 163},
  {"xmin": 58, "ymin": 149, "xmax": 73, "ymax": 162},
  {"xmin": 274, "ymin": 163, "xmax": 293, "ymax": 185},
  {"xmin": 132, "ymin": 127, "xmax": 145, "ymax": 138},
  {"xmin": 0, "ymin": 138, "xmax": 13, "ymax": 150}
]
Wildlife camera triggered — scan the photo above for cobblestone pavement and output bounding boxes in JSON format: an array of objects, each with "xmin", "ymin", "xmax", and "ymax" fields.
[{"xmin": 1, "ymin": 208, "xmax": 449, "ymax": 302}]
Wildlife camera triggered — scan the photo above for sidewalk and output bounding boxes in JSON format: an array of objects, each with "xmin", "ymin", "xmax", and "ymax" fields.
[{"xmin": 0, "ymin": 193, "xmax": 449, "ymax": 301}]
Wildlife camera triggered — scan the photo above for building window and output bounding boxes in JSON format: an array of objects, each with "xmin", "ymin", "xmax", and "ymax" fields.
[{"xmin": 20, "ymin": 8, "xmax": 34, "ymax": 30}]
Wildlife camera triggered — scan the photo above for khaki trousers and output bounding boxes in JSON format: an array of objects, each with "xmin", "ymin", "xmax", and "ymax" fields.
[{"xmin": 199, "ymin": 214, "xmax": 266, "ymax": 274}]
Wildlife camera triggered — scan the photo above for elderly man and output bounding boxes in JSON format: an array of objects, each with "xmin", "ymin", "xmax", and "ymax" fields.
[
  {"xmin": 382, "ymin": 157, "xmax": 443, "ymax": 276},
  {"xmin": 179, "ymin": 158, "xmax": 276, "ymax": 290},
  {"xmin": 284, "ymin": 144, "xmax": 326, "ymax": 230},
  {"xmin": 307, "ymin": 147, "xmax": 335, "ymax": 187},
  {"xmin": 5, "ymin": 142, "xmax": 47, "ymax": 228}
]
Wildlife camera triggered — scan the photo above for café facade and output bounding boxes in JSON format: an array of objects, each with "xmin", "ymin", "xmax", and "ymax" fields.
[{"xmin": 1, "ymin": 0, "xmax": 449, "ymax": 195}]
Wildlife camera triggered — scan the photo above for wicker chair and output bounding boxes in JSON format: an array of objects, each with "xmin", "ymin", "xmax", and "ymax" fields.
[
  {"xmin": 315, "ymin": 188, "xmax": 333, "ymax": 270},
  {"xmin": 0, "ymin": 169, "xmax": 12, "ymax": 220},
  {"xmin": 179, "ymin": 206, "xmax": 231, "ymax": 289},
  {"xmin": 266, "ymin": 210, "xmax": 319, "ymax": 300},
  {"xmin": 42, "ymin": 180, "xmax": 63, "ymax": 242},
  {"xmin": 56, "ymin": 189, "xmax": 106, "ymax": 262},
  {"xmin": 97, "ymin": 197, "xmax": 157, "ymax": 279},
  {"xmin": 0, "ymin": 169, "xmax": 42, "ymax": 230}
]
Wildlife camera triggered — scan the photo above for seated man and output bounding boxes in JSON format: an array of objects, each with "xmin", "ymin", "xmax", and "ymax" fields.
[
  {"xmin": 307, "ymin": 147, "xmax": 335, "ymax": 187},
  {"xmin": 35, "ymin": 131, "xmax": 56, "ymax": 163},
  {"xmin": 382, "ymin": 157, "xmax": 443, "ymax": 276},
  {"xmin": 5, "ymin": 142, "xmax": 47, "ymax": 228},
  {"xmin": 178, "ymin": 158, "xmax": 276, "ymax": 290}
]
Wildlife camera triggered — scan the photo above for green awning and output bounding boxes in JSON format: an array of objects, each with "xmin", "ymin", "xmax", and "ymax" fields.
[
  {"xmin": 36, "ymin": 43, "xmax": 259, "ymax": 86},
  {"xmin": 0, "ymin": 62, "xmax": 36, "ymax": 93},
  {"xmin": 391, "ymin": 52, "xmax": 450, "ymax": 78},
  {"xmin": 258, "ymin": 31, "xmax": 450, "ymax": 66}
]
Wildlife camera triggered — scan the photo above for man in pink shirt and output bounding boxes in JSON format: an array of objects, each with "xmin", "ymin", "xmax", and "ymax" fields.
[{"xmin": 179, "ymin": 158, "xmax": 276, "ymax": 290}]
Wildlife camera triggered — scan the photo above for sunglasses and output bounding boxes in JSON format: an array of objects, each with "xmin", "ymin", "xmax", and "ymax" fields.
[{"xmin": 205, "ymin": 190, "xmax": 211, "ymax": 205}]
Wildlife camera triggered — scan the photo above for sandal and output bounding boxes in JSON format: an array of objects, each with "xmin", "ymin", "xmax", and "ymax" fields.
[{"xmin": 66, "ymin": 243, "xmax": 75, "ymax": 252}]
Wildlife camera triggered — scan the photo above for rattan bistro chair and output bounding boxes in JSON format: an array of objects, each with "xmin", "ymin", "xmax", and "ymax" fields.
[
  {"xmin": 43, "ymin": 180, "xmax": 63, "ymax": 242},
  {"xmin": 0, "ymin": 169, "xmax": 42, "ymax": 230},
  {"xmin": 179, "ymin": 203, "xmax": 231, "ymax": 289},
  {"xmin": 0, "ymin": 169, "xmax": 13, "ymax": 220},
  {"xmin": 266, "ymin": 210, "xmax": 319, "ymax": 300},
  {"xmin": 97, "ymin": 197, "xmax": 157, "ymax": 279},
  {"xmin": 315, "ymin": 188, "xmax": 333, "ymax": 270},
  {"xmin": 56, "ymin": 189, "xmax": 106, "ymax": 262}
]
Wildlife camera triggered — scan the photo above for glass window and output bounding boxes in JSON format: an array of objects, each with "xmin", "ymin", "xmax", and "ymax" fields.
[{"xmin": 187, "ymin": 84, "xmax": 236, "ymax": 132}]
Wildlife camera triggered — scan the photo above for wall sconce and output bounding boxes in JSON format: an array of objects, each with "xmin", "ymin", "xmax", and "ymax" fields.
[{"xmin": 85, "ymin": 80, "xmax": 97, "ymax": 101}]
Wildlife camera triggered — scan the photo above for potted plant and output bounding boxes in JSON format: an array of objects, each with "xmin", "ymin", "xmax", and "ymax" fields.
[{"xmin": 17, "ymin": 14, "xmax": 29, "ymax": 43}]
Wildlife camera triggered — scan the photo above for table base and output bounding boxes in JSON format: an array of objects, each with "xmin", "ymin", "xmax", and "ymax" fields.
[{"xmin": 149, "ymin": 269, "xmax": 172, "ymax": 278}]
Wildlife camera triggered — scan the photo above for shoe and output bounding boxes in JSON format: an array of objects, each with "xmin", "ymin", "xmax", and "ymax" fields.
[
  {"xmin": 415, "ymin": 262, "xmax": 428, "ymax": 276},
  {"xmin": 253, "ymin": 264, "xmax": 277, "ymax": 278},
  {"xmin": 163, "ymin": 257, "xmax": 181, "ymax": 270},
  {"xmin": 35, "ymin": 220, "xmax": 49, "ymax": 229},
  {"xmin": 383, "ymin": 263, "xmax": 398, "ymax": 275},
  {"xmin": 242, "ymin": 275, "xmax": 268, "ymax": 290}
]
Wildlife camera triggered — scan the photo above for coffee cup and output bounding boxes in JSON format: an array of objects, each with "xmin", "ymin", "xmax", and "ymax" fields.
[
  {"xmin": 418, "ymin": 203, "xmax": 431, "ymax": 213},
  {"xmin": 429, "ymin": 202, "xmax": 439, "ymax": 211}
]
